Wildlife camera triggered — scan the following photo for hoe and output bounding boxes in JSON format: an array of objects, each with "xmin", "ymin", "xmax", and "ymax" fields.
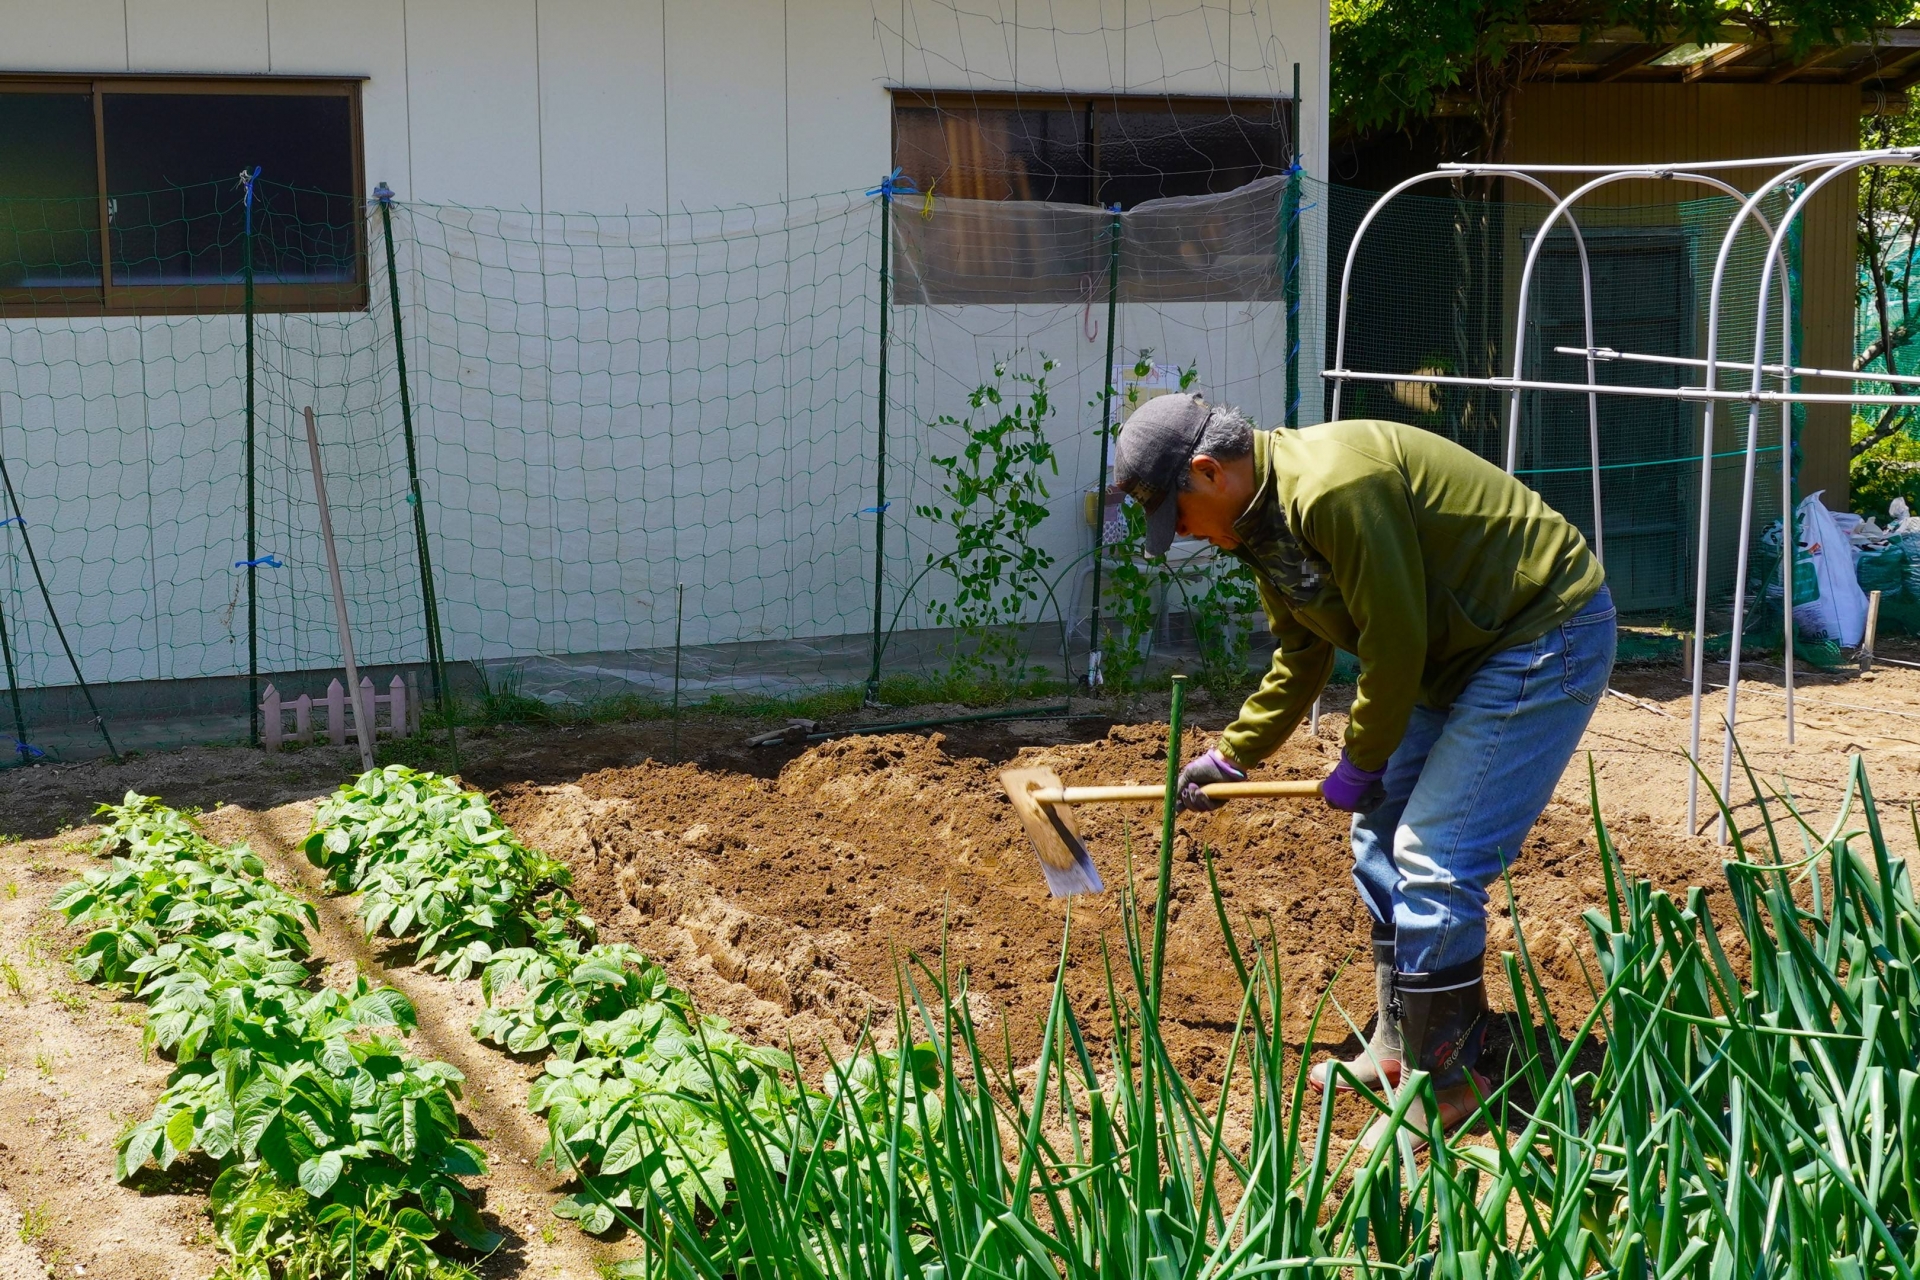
[{"xmin": 1000, "ymin": 766, "xmax": 1322, "ymax": 896}]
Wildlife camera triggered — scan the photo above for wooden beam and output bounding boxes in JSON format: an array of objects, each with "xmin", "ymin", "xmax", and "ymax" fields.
[
  {"xmin": 1851, "ymin": 46, "xmax": 1920, "ymax": 85},
  {"xmin": 1683, "ymin": 41, "xmax": 1765, "ymax": 82},
  {"xmin": 1517, "ymin": 23, "xmax": 1920, "ymax": 48},
  {"xmin": 1764, "ymin": 43, "xmax": 1855, "ymax": 84},
  {"xmin": 1593, "ymin": 43, "xmax": 1669, "ymax": 82}
]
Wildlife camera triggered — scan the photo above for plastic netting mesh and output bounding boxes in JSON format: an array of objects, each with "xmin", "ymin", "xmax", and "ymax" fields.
[{"xmin": 0, "ymin": 172, "xmax": 1844, "ymax": 759}]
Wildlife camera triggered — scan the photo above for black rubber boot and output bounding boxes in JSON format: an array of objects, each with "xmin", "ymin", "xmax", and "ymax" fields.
[
  {"xmin": 1359, "ymin": 954, "xmax": 1490, "ymax": 1150},
  {"xmin": 1394, "ymin": 955, "xmax": 1490, "ymax": 1090},
  {"xmin": 1310, "ymin": 923, "xmax": 1401, "ymax": 1092}
]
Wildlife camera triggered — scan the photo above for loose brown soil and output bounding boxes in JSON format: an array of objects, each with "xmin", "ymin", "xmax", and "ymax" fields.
[{"xmin": 3, "ymin": 652, "xmax": 1919, "ymax": 1277}]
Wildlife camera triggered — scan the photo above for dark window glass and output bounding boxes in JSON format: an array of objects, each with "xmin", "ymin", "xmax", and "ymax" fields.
[
  {"xmin": 894, "ymin": 97, "xmax": 1290, "ymax": 209},
  {"xmin": 894, "ymin": 106, "xmax": 1092, "ymax": 204},
  {"xmin": 104, "ymin": 93, "xmax": 355, "ymax": 286},
  {"xmin": 0, "ymin": 93, "xmax": 101, "ymax": 288},
  {"xmin": 1095, "ymin": 106, "xmax": 1288, "ymax": 207}
]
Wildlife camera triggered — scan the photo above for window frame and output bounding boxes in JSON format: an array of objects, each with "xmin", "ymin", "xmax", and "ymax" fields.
[
  {"xmin": 888, "ymin": 88, "xmax": 1295, "ymax": 208},
  {"xmin": 0, "ymin": 73, "xmax": 367, "ymax": 317}
]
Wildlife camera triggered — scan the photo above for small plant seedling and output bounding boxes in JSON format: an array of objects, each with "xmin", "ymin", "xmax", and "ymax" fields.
[
  {"xmin": 48, "ymin": 990, "xmax": 84, "ymax": 1014},
  {"xmin": 4, "ymin": 880, "xmax": 16, "ymax": 898},
  {"xmin": 33, "ymin": 1050, "xmax": 53, "ymax": 1078},
  {"xmin": 1, "ymin": 960, "xmax": 21, "ymax": 999},
  {"xmin": 541, "ymin": 1221, "xmax": 557, "ymax": 1245},
  {"xmin": 0, "ymin": 833, "xmax": 19, "ymax": 847},
  {"xmin": 17, "ymin": 1203, "xmax": 48, "ymax": 1244}
]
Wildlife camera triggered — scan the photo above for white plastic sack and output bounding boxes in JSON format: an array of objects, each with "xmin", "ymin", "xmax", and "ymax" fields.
[{"xmin": 1792, "ymin": 491, "xmax": 1869, "ymax": 646}]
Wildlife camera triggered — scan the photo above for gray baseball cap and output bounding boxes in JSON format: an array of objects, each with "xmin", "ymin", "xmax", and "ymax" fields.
[{"xmin": 1112, "ymin": 393, "xmax": 1215, "ymax": 555}]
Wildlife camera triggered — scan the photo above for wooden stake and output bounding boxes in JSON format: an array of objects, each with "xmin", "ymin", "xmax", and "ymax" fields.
[
  {"xmin": 305, "ymin": 407, "xmax": 376, "ymax": 771},
  {"xmin": 1860, "ymin": 589, "xmax": 1883, "ymax": 672}
]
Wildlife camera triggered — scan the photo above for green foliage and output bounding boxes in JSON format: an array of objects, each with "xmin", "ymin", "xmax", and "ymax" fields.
[
  {"xmin": 474, "ymin": 941, "xmax": 695, "ymax": 1060},
  {"xmin": 53, "ymin": 798, "xmax": 315, "ymax": 987},
  {"xmin": 209, "ymin": 1165, "xmax": 481, "ymax": 1280},
  {"xmin": 303, "ymin": 767, "xmax": 492, "ymax": 893},
  {"xmin": 534, "ymin": 1009, "xmax": 802, "ymax": 1234},
  {"xmin": 120, "ymin": 977, "xmax": 494, "ymax": 1257},
  {"xmin": 1850, "ymin": 414, "xmax": 1920, "ymax": 520},
  {"xmin": 54, "ymin": 792, "xmax": 494, "ymax": 1279},
  {"xmin": 916, "ymin": 356, "xmax": 1062, "ymax": 682},
  {"xmin": 303, "ymin": 766, "xmax": 591, "ymax": 979},
  {"xmin": 305, "ymin": 769, "xmax": 952, "ymax": 1248}
]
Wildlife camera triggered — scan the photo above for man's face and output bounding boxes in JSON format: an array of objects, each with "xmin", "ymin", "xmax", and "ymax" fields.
[{"xmin": 1171, "ymin": 454, "xmax": 1250, "ymax": 549}]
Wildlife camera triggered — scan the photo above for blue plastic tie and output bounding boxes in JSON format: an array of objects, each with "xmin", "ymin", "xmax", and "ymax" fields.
[
  {"xmin": 236, "ymin": 554, "xmax": 284, "ymax": 569},
  {"xmin": 0, "ymin": 516, "xmax": 20, "ymax": 529},
  {"xmin": 372, "ymin": 181, "xmax": 396, "ymax": 206},
  {"xmin": 866, "ymin": 168, "xmax": 918, "ymax": 200},
  {"xmin": 240, "ymin": 165, "xmax": 261, "ymax": 206},
  {"xmin": 860, "ymin": 502, "xmax": 891, "ymax": 515},
  {"xmin": 13, "ymin": 741, "xmax": 43, "ymax": 760}
]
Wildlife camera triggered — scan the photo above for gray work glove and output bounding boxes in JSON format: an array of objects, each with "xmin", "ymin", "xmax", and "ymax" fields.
[{"xmin": 1176, "ymin": 747, "xmax": 1246, "ymax": 812}]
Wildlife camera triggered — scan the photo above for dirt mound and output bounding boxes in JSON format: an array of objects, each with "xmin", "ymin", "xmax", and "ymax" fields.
[{"xmin": 497, "ymin": 719, "xmax": 1733, "ymax": 1074}]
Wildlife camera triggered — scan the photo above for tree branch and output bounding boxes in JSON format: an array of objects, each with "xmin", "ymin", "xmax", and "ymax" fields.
[
  {"xmin": 1855, "ymin": 320, "xmax": 1915, "ymax": 373},
  {"xmin": 1852, "ymin": 403, "xmax": 1912, "ymax": 459}
]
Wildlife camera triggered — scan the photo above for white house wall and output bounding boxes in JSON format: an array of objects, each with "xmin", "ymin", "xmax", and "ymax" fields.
[{"xmin": 0, "ymin": 0, "xmax": 1328, "ymax": 693}]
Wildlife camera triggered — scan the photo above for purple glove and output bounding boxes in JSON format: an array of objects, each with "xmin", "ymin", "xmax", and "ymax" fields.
[
  {"xmin": 1176, "ymin": 748, "xmax": 1246, "ymax": 812},
  {"xmin": 1321, "ymin": 751, "xmax": 1387, "ymax": 814}
]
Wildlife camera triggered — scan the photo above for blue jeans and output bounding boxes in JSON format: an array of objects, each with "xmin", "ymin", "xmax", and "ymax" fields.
[{"xmin": 1350, "ymin": 586, "xmax": 1616, "ymax": 980}]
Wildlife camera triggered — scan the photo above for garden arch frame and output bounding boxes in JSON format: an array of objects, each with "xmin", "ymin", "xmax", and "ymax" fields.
[{"xmin": 1325, "ymin": 148, "xmax": 1920, "ymax": 841}]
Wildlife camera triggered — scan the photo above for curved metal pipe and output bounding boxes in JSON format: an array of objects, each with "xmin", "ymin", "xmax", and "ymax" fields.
[
  {"xmin": 1712, "ymin": 150, "xmax": 1920, "ymax": 837},
  {"xmin": 1499, "ymin": 168, "xmax": 1796, "ymax": 825},
  {"xmin": 1502, "ymin": 169, "xmax": 1792, "ymax": 571},
  {"xmin": 1686, "ymin": 147, "xmax": 1919, "ymax": 834},
  {"xmin": 1329, "ymin": 168, "xmax": 1606, "ymax": 564}
]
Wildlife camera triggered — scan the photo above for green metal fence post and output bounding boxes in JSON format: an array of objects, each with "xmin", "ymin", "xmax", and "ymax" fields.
[
  {"xmin": 1285, "ymin": 63, "xmax": 1302, "ymax": 428},
  {"xmin": 1085, "ymin": 204, "xmax": 1123, "ymax": 688},
  {"xmin": 242, "ymin": 165, "xmax": 260, "ymax": 745},
  {"xmin": 373, "ymin": 182, "xmax": 458, "ymax": 769},
  {"xmin": 865, "ymin": 170, "xmax": 908, "ymax": 704},
  {"xmin": 1151, "ymin": 673, "xmax": 1187, "ymax": 1006}
]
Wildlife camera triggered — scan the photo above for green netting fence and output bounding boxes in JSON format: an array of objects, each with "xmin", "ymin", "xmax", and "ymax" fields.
[{"xmin": 0, "ymin": 172, "xmax": 1827, "ymax": 760}]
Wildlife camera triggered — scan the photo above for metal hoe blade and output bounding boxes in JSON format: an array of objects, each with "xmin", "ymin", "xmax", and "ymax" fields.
[{"xmin": 999, "ymin": 766, "xmax": 1104, "ymax": 897}]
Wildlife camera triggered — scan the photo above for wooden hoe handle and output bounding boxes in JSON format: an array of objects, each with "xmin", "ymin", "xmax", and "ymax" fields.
[{"xmin": 1032, "ymin": 780, "xmax": 1323, "ymax": 805}]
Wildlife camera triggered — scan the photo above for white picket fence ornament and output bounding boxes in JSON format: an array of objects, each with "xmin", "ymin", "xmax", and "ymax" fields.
[{"xmin": 261, "ymin": 670, "xmax": 423, "ymax": 751}]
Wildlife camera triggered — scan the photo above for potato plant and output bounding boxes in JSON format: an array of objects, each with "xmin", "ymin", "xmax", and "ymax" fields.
[
  {"xmin": 474, "ymin": 941, "xmax": 694, "ymax": 1059},
  {"xmin": 55, "ymin": 793, "xmax": 494, "ymax": 1280},
  {"xmin": 54, "ymin": 824, "xmax": 314, "ymax": 986},
  {"xmin": 307, "ymin": 768, "xmax": 930, "ymax": 1244},
  {"xmin": 304, "ymin": 765, "xmax": 590, "ymax": 979}
]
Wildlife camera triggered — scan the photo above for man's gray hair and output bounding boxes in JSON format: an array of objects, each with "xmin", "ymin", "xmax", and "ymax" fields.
[{"xmin": 1177, "ymin": 404, "xmax": 1255, "ymax": 489}]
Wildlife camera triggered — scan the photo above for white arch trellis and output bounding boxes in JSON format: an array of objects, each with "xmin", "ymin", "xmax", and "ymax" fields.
[{"xmin": 1325, "ymin": 148, "xmax": 1920, "ymax": 841}]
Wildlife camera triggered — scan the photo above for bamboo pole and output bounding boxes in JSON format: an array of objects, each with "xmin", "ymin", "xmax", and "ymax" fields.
[{"xmin": 304, "ymin": 407, "xmax": 376, "ymax": 772}]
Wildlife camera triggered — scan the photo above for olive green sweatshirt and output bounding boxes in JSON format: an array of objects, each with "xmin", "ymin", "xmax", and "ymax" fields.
[{"xmin": 1216, "ymin": 420, "xmax": 1605, "ymax": 773}]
